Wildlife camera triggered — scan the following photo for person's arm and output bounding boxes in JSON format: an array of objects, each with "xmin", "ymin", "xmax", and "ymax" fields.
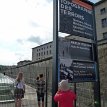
[
  {"xmin": 23, "ymin": 84, "xmax": 25, "ymax": 93},
  {"xmin": 43, "ymin": 80, "xmax": 46, "ymax": 92},
  {"xmin": 36, "ymin": 80, "xmax": 39, "ymax": 92},
  {"xmin": 73, "ymin": 92, "xmax": 76, "ymax": 100},
  {"xmin": 70, "ymin": 90, "xmax": 76, "ymax": 100},
  {"xmin": 54, "ymin": 91, "xmax": 61, "ymax": 102},
  {"xmin": 22, "ymin": 81, "xmax": 25, "ymax": 93}
]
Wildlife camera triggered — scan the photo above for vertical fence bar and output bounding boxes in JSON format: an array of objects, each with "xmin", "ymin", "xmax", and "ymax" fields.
[
  {"xmin": 93, "ymin": 6, "xmax": 101, "ymax": 107},
  {"xmin": 74, "ymin": 83, "xmax": 76, "ymax": 107},
  {"xmin": 45, "ymin": 67, "xmax": 48, "ymax": 107}
]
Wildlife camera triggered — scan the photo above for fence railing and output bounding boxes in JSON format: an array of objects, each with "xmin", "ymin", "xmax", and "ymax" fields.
[{"xmin": 0, "ymin": 58, "xmax": 107, "ymax": 107}]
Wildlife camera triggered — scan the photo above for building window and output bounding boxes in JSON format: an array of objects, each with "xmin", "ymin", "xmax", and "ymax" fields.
[
  {"xmin": 100, "ymin": 8, "xmax": 106, "ymax": 14},
  {"xmin": 41, "ymin": 52, "xmax": 43, "ymax": 56},
  {"xmin": 102, "ymin": 18, "xmax": 107, "ymax": 27},
  {"xmin": 47, "ymin": 51, "xmax": 48, "ymax": 55},
  {"xmin": 50, "ymin": 50, "xmax": 51, "ymax": 54},
  {"xmin": 44, "ymin": 52, "xmax": 45, "ymax": 55},
  {"xmin": 103, "ymin": 32, "xmax": 107, "ymax": 39},
  {"xmin": 37, "ymin": 53, "xmax": 38, "ymax": 57}
]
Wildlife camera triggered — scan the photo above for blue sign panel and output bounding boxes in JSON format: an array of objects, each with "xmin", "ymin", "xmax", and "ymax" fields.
[
  {"xmin": 59, "ymin": 38, "xmax": 93, "ymax": 61},
  {"xmin": 60, "ymin": 59, "xmax": 97, "ymax": 82},
  {"xmin": 59, "ymin": 0, "xmax": 94, "ymax": 39},
  {"xmin": 72, "ymin": 60, "xmax": 97, "ymax": 82}
]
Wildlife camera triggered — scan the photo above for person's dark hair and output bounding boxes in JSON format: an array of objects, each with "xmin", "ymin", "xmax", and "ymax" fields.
[
  {"xmin": 16, "ymin": 72, "xmax": 23, "ymax": 82},
  {"xmin": 36, "ymin": 76, "xmax": 39, "ymax": 80},
  {"xmin": 39, "ymin": 74, "xmax": 43, "ymax": 78}
]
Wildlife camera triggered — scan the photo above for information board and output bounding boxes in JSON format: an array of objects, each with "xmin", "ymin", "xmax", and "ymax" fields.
[
  {"xmin": 59, "ymin": 0, "xmax": 94, "ymax": 39},
  {"xmin": 60, "ymin": 59, "xmax": 97, "ymax": 82},
  {"xmin": 59, "ymin": 38, "xmax": 93, "ymax": 61}
]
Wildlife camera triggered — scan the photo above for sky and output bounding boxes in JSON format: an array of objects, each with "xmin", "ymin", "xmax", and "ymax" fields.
[{"xmin": 0, "ymin": 0, "xmax": 100, "ymax": 65}]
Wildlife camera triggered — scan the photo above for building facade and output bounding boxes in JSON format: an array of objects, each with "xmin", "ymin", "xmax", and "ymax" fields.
[
  {"xmin": 95, "ymin": 0, "xmax": 107, "ymax": 41},
  {"xmin": 95, "ymin": 1, "xmax": 107, "ymax": 106},
  {"xmin": 32, "ymin": 42, "xmax": 52, "ymax": 62}
]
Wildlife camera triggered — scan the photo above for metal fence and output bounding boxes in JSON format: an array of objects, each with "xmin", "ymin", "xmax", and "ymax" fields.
[
  {"xmin": 0, "ymin": 58, "xmax": 107, "ymax": 107},
  {"xmin": 0, "ymin": 59, "xmax": 52, "ymax": 107},
  {"xmin": 0, "ymin": 63, "xmax": 95, "ymax": 107}
]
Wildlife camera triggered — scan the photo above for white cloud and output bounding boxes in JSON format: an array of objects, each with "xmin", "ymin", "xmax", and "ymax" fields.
[
  {"xmin": 0, "ymin": 48, "xmax": 19, "ymax": 65},
  {"xmin": 0, "ymin": 0, "xmax": 100, "ymax": 65},
  {"xmin": 89, "ymin": 0, "xmax": 100, "ymax": 3},
  {"xmin": 0, "ymin": 0, "xmax": 53, "ymax": 65}
]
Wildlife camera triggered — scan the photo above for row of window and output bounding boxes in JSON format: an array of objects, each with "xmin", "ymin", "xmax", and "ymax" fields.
[
  {"xmin": 100, "ymin": 8, "xmax": 106, "ymax": 15},
  {"xmin": 100, "ymin": 7, "xmax": 107, "ymax": 39},
  {"xmin": 102, "ymin": 18, "xmax": 107, "ymax": 28},
  {"xmin": 100, "ymin": 7, "xmax": 107, "ymax": 28},
  {"xmin": 36, "ymin": 45, "xmax": 52, "ymax": 52},
  {"xmin": 103, "ymin": 32, "xmax": 107, "ymax": 39},
  {"xmin": 37, "ymin": 50, "xmax": 52, "ymax": 57}
]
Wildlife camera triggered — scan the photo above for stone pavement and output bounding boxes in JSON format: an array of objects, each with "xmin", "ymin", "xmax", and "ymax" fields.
[{"xmin": 0, "ymin": 84, "xmax": 52, "ymax": 107}]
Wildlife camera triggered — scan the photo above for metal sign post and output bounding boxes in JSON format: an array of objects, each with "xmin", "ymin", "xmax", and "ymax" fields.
[
  {"xmin": 52, "ymin": 0, "xmax": 58, "ymax": 107},
  {"xmin": 93, "ymin": 6, "xmax": 101, "ymax": 107},
  {"xmin": 52, "ymin": 0, "xmax": 101, "ymax": 107}
]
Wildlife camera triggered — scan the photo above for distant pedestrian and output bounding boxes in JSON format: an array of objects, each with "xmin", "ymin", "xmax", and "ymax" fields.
[
  {"xmin": 36, "ymin": 76, "xmax": 39, "ymax": 81},
  {"xmin": 14, "ymin": 72, "xmax": 25, "ymax": 107},
  {"xmin": 36, "ymin": 74, "xmax": 45, "ymax": 107},
  {"xmin": 35, "ymin": 76, "xmax": 39, "ymax": 89},
  {"xmin": 54, "ymin": 79, "xmax": 76, "ymax": 107},
  {"xmin": 3, "ymin": 72, "xmax": 5, "ymax": 75}
]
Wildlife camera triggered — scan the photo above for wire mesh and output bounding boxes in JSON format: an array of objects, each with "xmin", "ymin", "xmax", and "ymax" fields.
[
  {"xmin": 0, "ymin": 61, "xmax": 52, "ymax": 107},
  {"xmin": 0, "ymin": 56, "xmax": 107, "ymax": 107}
]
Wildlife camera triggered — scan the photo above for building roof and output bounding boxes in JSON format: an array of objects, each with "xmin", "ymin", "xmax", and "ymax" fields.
[
  {"xmin": 32, "ymin": 41, "xmax": 52, "ymax": 49},
  {"xmin": 95, "ymin": 0, "xmax": 107, "ymax": 6}
]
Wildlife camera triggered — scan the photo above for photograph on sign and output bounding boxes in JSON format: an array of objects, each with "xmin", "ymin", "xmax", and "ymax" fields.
[
  {"xmin": 60, "ymin": 58, "xmax": 74, "ymax": 82},
  {"xmin": 60, "ymin": 59, "xmax": 97, "ymax": 82},
  {"xmin": 59, "ymin": 0, "xmax": 94, "ymax": 39},
  {"xmin": 59, "ymin": 38, "xmax": 93, "ymax": 61}
]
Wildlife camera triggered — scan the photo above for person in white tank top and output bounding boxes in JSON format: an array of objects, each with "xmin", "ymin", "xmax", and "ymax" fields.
[
  {"xmin": 14, "ymin": 72, "xmax": 25, "ymax": 107},
  {"xmin": 15, "ymin": 80, "xmax": 25, "ymax": 89}
]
